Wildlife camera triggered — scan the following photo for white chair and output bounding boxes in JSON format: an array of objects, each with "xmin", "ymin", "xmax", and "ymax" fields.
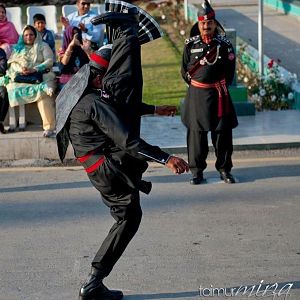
[
  {"xmin": 27, "ymin": 5, "xmax": 58, "ymax": 35},
  {"xmin": 62, "ymin": 5, "xmax": 77, "ymax": 18},
  {"xmin": 6, "ymin": 7, "xmax": 22, "ymax": 35},
  {"xmin": 92, "ymin": 4, "xmax": 105, "ymax": 14}
]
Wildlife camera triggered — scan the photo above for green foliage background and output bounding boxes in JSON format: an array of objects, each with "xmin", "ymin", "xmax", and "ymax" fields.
[{"xmin": 141, "ymin": 36, "xmax": 186, "ymax": 108}]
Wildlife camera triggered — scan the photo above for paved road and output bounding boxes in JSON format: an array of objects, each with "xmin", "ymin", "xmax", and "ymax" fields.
[
  {"xmin": 1, "ymin": 153, "xmax": 300, "ymax": 299},
  {"xmin": 215, "ymin": 5, "xmax": 300, "ymax": 79}
]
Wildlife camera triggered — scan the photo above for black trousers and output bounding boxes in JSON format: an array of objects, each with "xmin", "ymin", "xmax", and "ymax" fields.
[
  {"xmin": 87, "ymin": 160, "xmax": 143, "ymax": 278},
  {"xmin": 187, "ymin": 129, "xmax": 233, "ymax": 177},
  {"xmin": 0, "ymin": 86, "xmax": 8, "ymax": 122}
]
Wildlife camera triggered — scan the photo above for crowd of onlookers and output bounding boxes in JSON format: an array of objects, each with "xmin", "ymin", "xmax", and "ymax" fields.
[{"xmin": 0, "ymin": 0, "xmax": 105, "ymax": 137}]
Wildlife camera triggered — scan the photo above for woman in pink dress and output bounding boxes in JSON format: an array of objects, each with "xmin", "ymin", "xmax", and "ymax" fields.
[{"xmin": 0, "ymin": 4, "xmax": 19, "ymax": 58}]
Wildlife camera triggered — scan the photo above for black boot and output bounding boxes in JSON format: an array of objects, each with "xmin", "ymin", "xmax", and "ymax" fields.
[
  {"xmin": 79, "ymin": 267, "xmax": 123, "ymax": 300},
  {"xmin": 219, "ymin": 170, "xmax": 236, "ymax": 184},
  {"xmin": 190, "ymin": 172, "xmax": 206, "ymax": 185}
]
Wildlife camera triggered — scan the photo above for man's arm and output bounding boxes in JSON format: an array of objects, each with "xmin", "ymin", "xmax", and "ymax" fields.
[
  {"xmin": 91, "ymin": 99, "xmax": 188, "ymax": 173},
  {"xmin": 60, "ymin": 16, "xmax": 70, "ymax": 28},
  {"xmin": 223, "ymin": 41, "xmax": 236, "ymax": 85},
  {"xmin": 91, "ymin": 99, "xmax": 168, "ymax": 163},
  {"xmin": 181, "ymin": 44, "xmax": 191, "ymax": 84},
  {"xmin": 140, "ymin": 103, "xmax": 177, "ymax": 116},
  {"xmin": 155, "ymin": 105, "xmax": 177, "ymax": 116}
]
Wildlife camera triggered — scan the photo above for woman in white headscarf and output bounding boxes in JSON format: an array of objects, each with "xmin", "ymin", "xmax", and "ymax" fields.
[{"xmin": 0, "ymin": 25, "xmax": 56, "ymax": 136}]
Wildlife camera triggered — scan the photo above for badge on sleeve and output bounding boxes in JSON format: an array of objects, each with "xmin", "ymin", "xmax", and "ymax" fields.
[{"xmin": 228, "ymin": 53, "xmax": 235, "ymax": 60}]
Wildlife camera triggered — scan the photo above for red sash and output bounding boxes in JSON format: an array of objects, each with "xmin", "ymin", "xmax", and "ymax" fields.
[
  {"xmin": 77, "ymin": 148, "xmax": 105, "ymax": 173},
  {"xmin": 191, "ymin": 78, "xmax": 231, "ymax": 117}
]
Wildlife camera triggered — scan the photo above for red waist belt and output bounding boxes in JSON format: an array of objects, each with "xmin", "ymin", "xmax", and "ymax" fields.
[
  {"xmin": 77, "ymin": 148, "xmax": 105, "ymax": 173},
  {"xmin": 191, "ymin": 78, "xmax": 231, "ymax": 118}
]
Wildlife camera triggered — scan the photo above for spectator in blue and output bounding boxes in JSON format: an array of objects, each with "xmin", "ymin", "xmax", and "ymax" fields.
[
  {"xmin": 60, "ymin": 0, "xmax": 104, "ymax": 52},
  {"xmin": 33, "ymin": 13, "xmax": 56, "ymax": 61}
]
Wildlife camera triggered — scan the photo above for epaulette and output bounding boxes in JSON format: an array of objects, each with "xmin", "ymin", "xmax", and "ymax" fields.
[
  {"xmin": 216, "ymin": 35, "xmax": 231, "ymax": 46},
  {"xmin": 185, "ymin": 35, "xmax": 200, "ymax": 45}
]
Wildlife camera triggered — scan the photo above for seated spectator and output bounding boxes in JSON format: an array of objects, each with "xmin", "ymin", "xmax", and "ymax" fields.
[
  {"xmin": 0, "ymin": 3, "xmax": 19, "ymax": 58},
  {"xmin": 58, "ymin": 26, "xmax": 89, "ymax": 89},
  {"xmin": 60, "ymin": 0, "xmax": 104, "ymax": 52},
  {"xmin": 33, "ymin": 13, "xmax": 56, "ymax": 61},
  {"xmin": 0, "ymin": 48, "xmax": 7, "ymax": 133},
  {"xmin": 0, "ymin": 25, "xmax": 56, "ymax": 137}
]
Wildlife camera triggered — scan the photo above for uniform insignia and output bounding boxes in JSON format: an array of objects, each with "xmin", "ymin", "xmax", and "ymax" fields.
[
  {"xmin": 185, "ymin": 35, "xmax": 200, "ymax": 45},
  {"xmin": 228, "ymin": 47, "xmax": 233, "ymax": 52},
  {"xmin": 216, "ymin": 35, "xmax": 231, "ymax": 46},
  {"xmin": 191, "ymin": 48, "xmax": 204, "ymax": 53},
  {"xmin": 228, "ymin": 53, "xmax": 235, "ymax": 60}
]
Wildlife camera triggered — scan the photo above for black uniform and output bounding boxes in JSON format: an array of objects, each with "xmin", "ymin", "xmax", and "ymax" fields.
[
  {"xmin": 56, "ymin": 34, "xmax": 170, "ymax": 279},
  {"xmin": 181, "ymin": 34, "xmax": 238, "ymax": 176}
]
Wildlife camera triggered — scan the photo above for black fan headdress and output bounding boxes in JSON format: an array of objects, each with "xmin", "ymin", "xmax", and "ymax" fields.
[{"xmin": 104, "ymin": 0, "xmax": 164, "ymax": 45}]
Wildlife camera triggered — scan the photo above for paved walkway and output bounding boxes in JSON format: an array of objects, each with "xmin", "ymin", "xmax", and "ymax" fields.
[
  {"xmin": 1, "ymin": 110, "xmax": 300, "ymax": 160},
  {"xmin": 141, "ymin": 110, "xmax": 300, "ymax": 151}
]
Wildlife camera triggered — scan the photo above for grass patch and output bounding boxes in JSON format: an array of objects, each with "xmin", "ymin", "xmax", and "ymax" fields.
[{"xmin": 141, "ymin": 35, "xmax": 187, "ymax": 108}]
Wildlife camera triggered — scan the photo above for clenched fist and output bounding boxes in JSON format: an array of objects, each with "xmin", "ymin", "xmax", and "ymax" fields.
[{"xmin": 166, "ymin": 156, "xmax": 189, "ymax": 174}]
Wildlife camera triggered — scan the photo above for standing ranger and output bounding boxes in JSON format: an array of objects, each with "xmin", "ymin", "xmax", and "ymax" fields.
[{"xmin": 181, "ymin": 0, "xmax": 238, "ymax": 185}]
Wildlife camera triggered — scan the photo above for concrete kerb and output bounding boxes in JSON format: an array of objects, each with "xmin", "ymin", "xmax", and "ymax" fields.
[
  {"xmin": 1, "ymin": 143, "xmax": 300, "ymax": 169},
  {"xmin": 5, "ymin": 143, "xmax": 300, "ymax": 162},
  {"xmin": 164, "ymin": 142, "xmax": 300, "ymax": 155}
]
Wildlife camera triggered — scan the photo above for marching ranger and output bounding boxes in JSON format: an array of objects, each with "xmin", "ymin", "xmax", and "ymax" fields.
[{"xmin": 181, "ymin": 0, "xmax": 238, "ymax": 185}]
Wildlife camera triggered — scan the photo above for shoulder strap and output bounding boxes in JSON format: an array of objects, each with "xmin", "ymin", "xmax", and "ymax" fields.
[{"xmin": 188, "ymin": 44, "xmax": 218, "ymax": 77}]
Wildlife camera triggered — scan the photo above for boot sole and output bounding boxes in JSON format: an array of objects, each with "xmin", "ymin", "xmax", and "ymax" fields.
[
  {"xmin": 79, "ymin": 292, "xmax": 123, "ymax": 300},
  {"xmin": 220, "ymin": 176, "xmax": 236, "ymax": 184},
  {"xmin": 79, "ymin": 296, "xmax": 123, "ymax": 300}
]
